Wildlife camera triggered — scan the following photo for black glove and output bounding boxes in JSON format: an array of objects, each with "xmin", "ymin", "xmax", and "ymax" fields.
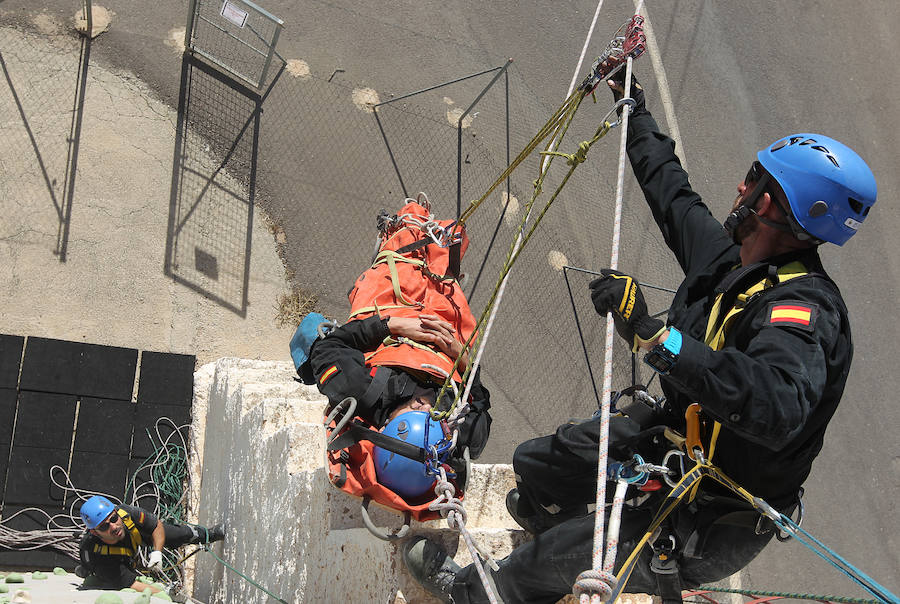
[
  {"xmin": 607, "ymin": 71, "xmax": 646, "ymax": 115},
  {"xmin": 589, "ymin": 269, "xmax": 665, "ymax": 352}
]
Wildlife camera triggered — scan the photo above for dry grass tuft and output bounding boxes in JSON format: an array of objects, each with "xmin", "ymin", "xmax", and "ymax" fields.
[{"xmin": 275, "ymin": 288, "xmax": 318, "ymax": 328}]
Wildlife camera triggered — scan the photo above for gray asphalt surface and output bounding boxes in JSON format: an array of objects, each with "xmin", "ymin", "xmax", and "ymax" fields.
[{"xmin": 2, "ymin": 0, "xmax": 898, "ymax": 600}]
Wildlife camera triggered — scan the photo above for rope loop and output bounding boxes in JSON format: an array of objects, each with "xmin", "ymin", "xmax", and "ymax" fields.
[{"xmin": 572, "ymin": 568, "xmax": 618, "ymax": 600}]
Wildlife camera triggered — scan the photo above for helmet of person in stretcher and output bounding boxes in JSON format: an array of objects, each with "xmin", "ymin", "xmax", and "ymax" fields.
[{"xmin": 373, "ymin": 411, "xmax": 444, "ymax": 499}]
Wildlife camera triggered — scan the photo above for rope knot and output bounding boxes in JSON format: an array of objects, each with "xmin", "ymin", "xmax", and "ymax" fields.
[
  {"xmin": 572, "ymin": 569, "xmax": 618, "ymax": 600},
  {"xmin": 569, "ymin": 141, "xmax": 591, "ymax": 166}
]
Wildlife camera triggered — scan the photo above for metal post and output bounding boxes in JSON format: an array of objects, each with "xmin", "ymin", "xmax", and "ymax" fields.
[
  {"xmin": 455, "ymin": 58, "xmax": 513, "ymax": 216},
  {"xmin": 184, "ymin": 0, "xmax": 198, "ymax": 52}
]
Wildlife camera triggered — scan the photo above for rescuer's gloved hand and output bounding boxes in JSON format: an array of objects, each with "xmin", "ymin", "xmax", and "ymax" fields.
[
  {"xmin": 590, "ymin": 269, "xmax": 665, "ymax": 352},
  {"xmin": 606, "ymin": 71, "xmax": 646, "ymax": 115},
  {"xmin": 148, "ymin": 550, "xmax": 164, "ymax": 572}
]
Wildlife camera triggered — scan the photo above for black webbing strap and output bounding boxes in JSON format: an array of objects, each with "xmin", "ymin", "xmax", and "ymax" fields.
[
  {"xmin": 327, "ymin": 419, "xmax": 426, "ymax": 462},
  {"xmin": 360, "ymin": 366, "xmax": 391, "ymax": 410},
  {"xmin": 392, "ymin": 233, "xmax": 462, "ymax": 280},
  {"xmin": 650, "ymin": 525, "xmax": 683, "ymax": 604},
  {"xmin": 395, "ymin": 237, "xmax": 432, "ymax": 255}
]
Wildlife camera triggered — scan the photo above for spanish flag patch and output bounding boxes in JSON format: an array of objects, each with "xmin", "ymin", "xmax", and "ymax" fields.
[
  {"xmin": 767, "ymin": 301, "xmax": 817, "ymax": 331},
  {"xmin": 319, "ymin": 365, "xmax": 340, "ymax": 385}
]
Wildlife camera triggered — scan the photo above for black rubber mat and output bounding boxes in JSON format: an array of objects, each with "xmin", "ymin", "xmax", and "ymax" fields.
[
  {"xmin": 73, "ymin": 397, "xmax": 134, "ymax": 456},
  {"xmin": 130, "ymin": 403, "xmax": 191, "ymax": 459},
  {"xmin": 0, "ymin": 388, "xmax": 16, "ymax": 444},
  {"xmin": 137, "ymin": 351, "xmax": 196, "ymax": 406},
  {"xmin": 20, "ymin": 337, "xmax": 137, "ymax": 401},
  {"xmin": 0, "ymin": 334, "xmax": 24, "ymax": 389},
  {"xmin": 4, "ymin": 446, "xmax": 69, "ymax": 505},
  {"xmin": 68, "ymin": 451, "xmax": 130, "ymax": 503},
  {"xmin": 12, "ymin": 391, "xmax": 76, "ymax": 449}
]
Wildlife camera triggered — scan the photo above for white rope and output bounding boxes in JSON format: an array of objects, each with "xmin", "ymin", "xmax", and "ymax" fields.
[
  {"xmin": 579, "ymin": 55, "xmax": 634, "ymax": 604},
  {"xmin": 429, "ymin": 469, "xmax": 499, "ymax": 604},
  {"xmin": 566, "ymin": 0, "xmax": 608, "ymax": 98}
]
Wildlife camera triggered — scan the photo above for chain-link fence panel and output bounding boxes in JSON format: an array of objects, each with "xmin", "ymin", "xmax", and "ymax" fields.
[
  {"xmin": 0, "ymin": 6, "xmax": 90, "ymax": 262},
  {"xmin": 164, "ymin": 56, "xmax": 262, "ymax": 316}
]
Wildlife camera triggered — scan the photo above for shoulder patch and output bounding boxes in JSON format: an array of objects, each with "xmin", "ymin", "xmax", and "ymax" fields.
[
  {"xmin": 767, "ymin": 301, "xmax": 818, "ymax": 331},
  {"xmin": 319, "ymin": 364, "xmax": 340, "ymax": 385}
]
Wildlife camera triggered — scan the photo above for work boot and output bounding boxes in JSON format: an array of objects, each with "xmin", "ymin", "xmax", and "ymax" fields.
[
  {"xmin": 402, "ymin": 536, "xmax": 460, "ymax": 603},
  {"xmin": 206, "ymin": 523, "xmax": 226, "ymax": 543},
  {"xmin": 505, "ymin": 488, "xmax": 547, "ymax": 535}
]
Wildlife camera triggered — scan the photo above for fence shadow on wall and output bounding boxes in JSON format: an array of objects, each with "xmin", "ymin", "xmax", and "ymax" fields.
[
  {"xmin": 164, "ymin": 52, "xmax": 283, "ymax": 316},
  {"xmin": 0, "ymin": 22, "xmax": 91, "ymax": 262}
]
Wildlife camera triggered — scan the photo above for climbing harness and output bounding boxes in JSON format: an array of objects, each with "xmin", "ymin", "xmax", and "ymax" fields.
[{"xmin": 91, "ymin": 508, "xmax": 143, "ymax": 557}]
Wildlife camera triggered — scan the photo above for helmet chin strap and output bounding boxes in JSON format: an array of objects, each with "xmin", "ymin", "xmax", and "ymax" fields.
[
  {"xmin": 723, "ymin": 173, "xmax": 772, "ymax": 243},
  {"xmin": 723, "ymin": 173, "xmax": 819, "ymax": 244}
]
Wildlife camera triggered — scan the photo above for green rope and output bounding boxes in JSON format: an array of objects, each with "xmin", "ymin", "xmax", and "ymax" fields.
[
  {"xmin": 202, "ymin": 545, "xmax": 289, "ymax": 604},
  {"xmin": 693, "ymin": 584, "xmax": 882, "ymax": 603}
]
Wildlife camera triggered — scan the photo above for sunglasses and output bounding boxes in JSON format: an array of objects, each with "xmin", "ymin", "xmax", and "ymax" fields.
[
  {"xmin": 745, "ymin": 161, "xmax": 765, "ymax": 187},
  {"xmin": 96, "ymin": 512, "xmax": 119, "ymax": 532}
]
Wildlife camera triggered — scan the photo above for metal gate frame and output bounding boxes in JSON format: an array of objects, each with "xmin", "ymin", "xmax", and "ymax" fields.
[{"xmin": 184, "ymin": 0, "xmax": 284, "ymax": 90}]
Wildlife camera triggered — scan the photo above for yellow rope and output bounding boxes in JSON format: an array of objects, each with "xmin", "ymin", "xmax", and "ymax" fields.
[{"xmin": 433, "ymin": 98, "xmax": 617, "ymax": 420}]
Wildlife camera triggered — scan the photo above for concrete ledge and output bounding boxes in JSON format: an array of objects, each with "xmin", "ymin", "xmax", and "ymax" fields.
[{"xmin": 189, "ymin": 358, "xmax": 525, "ymax": 603}]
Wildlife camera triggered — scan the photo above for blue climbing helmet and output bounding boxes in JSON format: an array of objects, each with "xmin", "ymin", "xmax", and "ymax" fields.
[
  {"xmin": 373, "ymin": 411, "xmax": 443, "ymax": 499},
  {"xmin": 80, "ymin": 495, "xmax": 115, "ymax": 529},
  {"xmin": 757, "ymin": 133, "xmax": 877, "ymax": 246}
]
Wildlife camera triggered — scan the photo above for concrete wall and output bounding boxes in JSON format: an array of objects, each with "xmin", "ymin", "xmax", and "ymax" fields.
[{"xmin": 188, "ymin": 358, "xmax": 526, "ymax": 603}]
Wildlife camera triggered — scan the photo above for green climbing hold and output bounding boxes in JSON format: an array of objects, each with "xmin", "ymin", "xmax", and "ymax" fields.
[
  {"xmin": 31, "ymin": 571, "xmax": 47, "ymax": 580},
  {"xmin": 120, "ymin": 588, "xmax": 137, "ymax": 592},
  {"xmin": 52, "ymin": 567, "xmax": 68, "ymax": 576},
  {"xmin": 94, "ymin": 594, "xmax": 124, "ymax": 604},
  {"xmin": 3, "ymin": 574, "xmax": 23, "ymax": 584},
  {"xmin": 0, "ymin": 585, "xmax": 7, "ymax": 593},
  {"xmin": 137, "ymin": 577, "xmax": 154, "ymax": 585},
  {"xmin": 151, "ymin": 591, "xmax": 172, "ymax": 601}
]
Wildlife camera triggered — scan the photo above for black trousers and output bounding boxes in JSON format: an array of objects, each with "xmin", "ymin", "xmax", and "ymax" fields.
[
  {"xmin": 452, "ymin": 417, "xmax": 777, "ymax": 604},
  {"xmin": 81, "ymin": 522, "xmax": 212, "ymax": 589}
]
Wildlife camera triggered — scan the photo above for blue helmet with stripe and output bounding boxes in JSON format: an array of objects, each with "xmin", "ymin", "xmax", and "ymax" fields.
[
  {"xmin": 758, "ymin": 134, "xmax": 876, "ymax": 246},
  {"xmin": 80, "ymin": 495, "xmax": 115, "ymax": 529},
  {"xmin": 373, "ymin": 411, "xmax": 443, "ymax": 499}
]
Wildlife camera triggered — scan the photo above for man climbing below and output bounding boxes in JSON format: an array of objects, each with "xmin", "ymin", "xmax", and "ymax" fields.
[
  {"xmin": 77, "ymin": 495, "xmax": 225, "ymax": 593},
  {"xmin": 292, "ymin": 195, "xmax": 492, "ymax": 503},
  {"xmin": 402, "ymin": 70, "xmax": 876, "ymax": 603}
]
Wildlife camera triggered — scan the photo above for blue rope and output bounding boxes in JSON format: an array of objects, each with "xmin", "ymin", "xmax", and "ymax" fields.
[{"xmin": 773, "ymin": 514, "xmax": 899, "ymax": 604}]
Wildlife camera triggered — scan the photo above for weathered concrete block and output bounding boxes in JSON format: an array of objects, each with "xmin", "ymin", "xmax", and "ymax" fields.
[{"xmin": 190, "ymin": 358, "xmax": 527, "ymax": 603}]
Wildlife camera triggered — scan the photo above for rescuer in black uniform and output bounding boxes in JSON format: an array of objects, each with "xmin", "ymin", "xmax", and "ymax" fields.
[
  {"xmin": 78, "ymin": 495, "xmax": 225, "ymax": 592},
  {"xmin": 403, "ymin": 71, "xmax": 877, "ymax": 603}
]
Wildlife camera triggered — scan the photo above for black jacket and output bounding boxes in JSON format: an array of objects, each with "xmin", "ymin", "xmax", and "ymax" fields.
[
  {"xmin": 79, "ymin": 505, "xmax": 158, "ymax": 589},
  {"xmin": 309, "ymin": 316, "xmax": 492, "ymax": 459},
  {"xmin": 626, "ymin": 110, "xmax": 852, "ymax": 505}
]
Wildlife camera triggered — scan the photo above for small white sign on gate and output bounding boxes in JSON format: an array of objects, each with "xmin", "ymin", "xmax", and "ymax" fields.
[{"xmin": 220, "ymin": 1, "xmax": 249, "ymax": 28}]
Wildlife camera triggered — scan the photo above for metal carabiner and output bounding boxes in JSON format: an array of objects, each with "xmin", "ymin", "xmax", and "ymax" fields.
[
  {"xmin": 684, "ymin": 403, "xmax": 706, "ymax": 463},
  {"xmin": 602, "ymin": 97, "xmax": 637, "ymax": 129},
  {"xmin": 661, "ymin": 449, "xmax": 687, "ymax": 488}
]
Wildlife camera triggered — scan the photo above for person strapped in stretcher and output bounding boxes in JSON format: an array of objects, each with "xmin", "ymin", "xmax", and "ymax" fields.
[{"xmin": 290, "ymin": 195, "xmax": 491, "ymax": 520}]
